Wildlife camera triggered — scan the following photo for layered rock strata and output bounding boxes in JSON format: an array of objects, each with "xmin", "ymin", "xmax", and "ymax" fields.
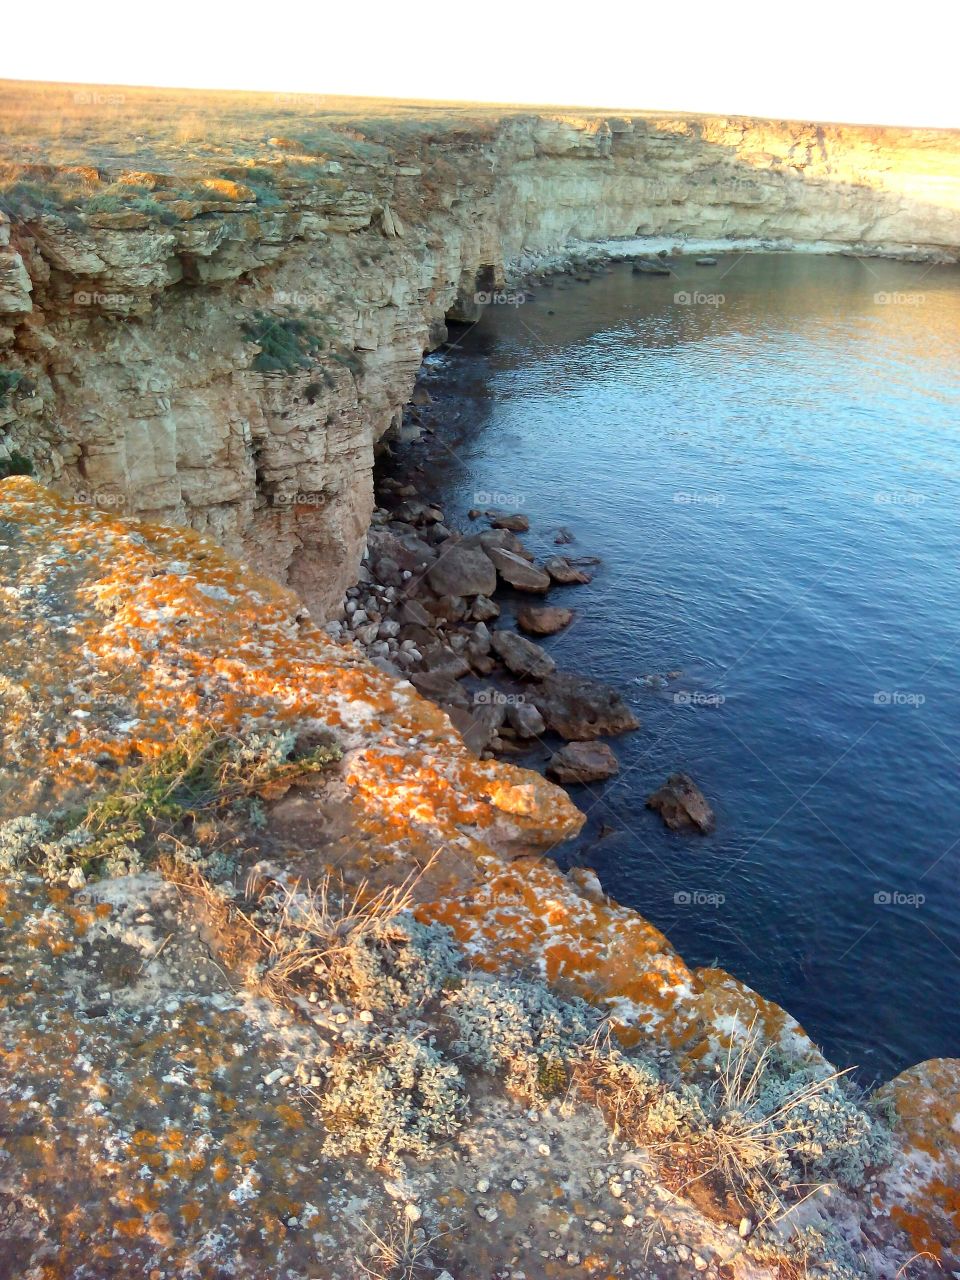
[{"xmin": 2, "ymin": 103, "xmax": 959, "ymax": 615}]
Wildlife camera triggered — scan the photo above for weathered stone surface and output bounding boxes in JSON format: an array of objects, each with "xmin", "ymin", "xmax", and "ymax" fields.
[
  {"xmin": 531, "ymin": 673, "xmax": 640, "ymax": 739},
  {"xmin": 544, "ymin": 555, "xmax": 593, "ymax": 585},
  {"xmin": 516, "ymin": 603, "xmax": 574, "ymax": 635},
  {"xmin": 475, "ymin": 528, "xmax": 534, "ymax": 560},
  {"xmin": 547, "ymin": 741, "xmax": 620, "ymax": 783},
  {"xmin": 488, "ymin": 511, "xmax": 529, "ymax": 532},
  {"xmin": 507, "ymin": 700, "xmax": 547, "ymax": 738},
  {"xmin": 426, "ymin": 542, "xmax": 497, "ymax": 598},
  {"xmin": 490, "ymin": 629, "xmax": 556, "ymax": 679},
  {"xmin": 485, "ymin": 546, "xmax": 551, "ymax": 593},
  {"xmin": 646, "ymin": 772, "xmax": 716, "ymax": 833}
]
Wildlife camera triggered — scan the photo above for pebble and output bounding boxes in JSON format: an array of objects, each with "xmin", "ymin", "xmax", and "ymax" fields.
[
  {"xmin": 262, "ymin": 1068, "xmax": 283, "ymax": 1086},
  {"xmin": 623, "ymin": 1214, "xmax": 636, "ymax": 1228},
  {"xmin": 404, "ymin": 1203, "xmax": 421, "ymax": 1222},
  {"xmin": 476, "ymin": 1177, "xmax": 490, "ymax": 1193},
  {"xmin": 358, "ymin": 1010, "xmax": 374, "ymax": 1023}
]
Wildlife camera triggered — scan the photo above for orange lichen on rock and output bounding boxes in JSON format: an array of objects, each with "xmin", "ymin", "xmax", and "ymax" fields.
[
  {"xmin": 875, "ymin": 1058, "xmax": 960, "ymax": 1264},
  {"xmin": 0, "ymin": 478, "xmax": 581, "ymax": 859}
]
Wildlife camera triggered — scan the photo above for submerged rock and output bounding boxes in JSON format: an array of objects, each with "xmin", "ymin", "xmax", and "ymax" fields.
[
  {"xmin": 633, "ymin": 258, "xmax": 671, "ymax": 275},
  {"xmin": 544, "ymin": 556, "xmax": 592, "ymax": 585},
  {"xmin": 532, "ymin": 673, "xmax": 639, "ymax": 740},
  {"xmin": 547, "ymin": 741, "xmax": 619, "ymax": 784},
  {"xmin": 646, "ymin": 772, "xmax": 715, "ymax": 833},
  {"xmin": 488, "ymin": 511, "xmax": 530, "ymax": 532}
]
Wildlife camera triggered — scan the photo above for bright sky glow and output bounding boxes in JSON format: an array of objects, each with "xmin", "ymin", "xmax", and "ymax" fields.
[{"xmin": 2, "ymin": 0, "xmax": 958, "ymax": 129}]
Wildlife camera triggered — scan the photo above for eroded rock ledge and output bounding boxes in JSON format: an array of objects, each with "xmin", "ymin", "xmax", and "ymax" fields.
[
  {"xmin": 2, "ymin": 100, "xmax": 959, "ymax": 615},
  {"xmin": 0, "ymin": 478, "xmax": 958, "ymax": 1276}
]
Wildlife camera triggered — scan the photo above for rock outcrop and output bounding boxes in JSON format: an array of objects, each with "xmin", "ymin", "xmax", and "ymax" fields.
[
  {"xmin": 2, "ymin": 92, "xmax": 959, "ymax": 617},
  {"xmin": 1, "ymin": 478, "xmax": 958, "ymax": 1277}
]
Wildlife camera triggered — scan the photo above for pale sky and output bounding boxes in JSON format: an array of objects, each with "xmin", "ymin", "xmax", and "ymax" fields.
[{"xmin": 2, "ymin": 0, "xmax": 958, "ymax": 129}]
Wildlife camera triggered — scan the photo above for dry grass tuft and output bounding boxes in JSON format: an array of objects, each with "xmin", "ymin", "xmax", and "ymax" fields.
[{"xmin": 356, "ymin": 1214, "xmax": 451, "ymax": 1280}]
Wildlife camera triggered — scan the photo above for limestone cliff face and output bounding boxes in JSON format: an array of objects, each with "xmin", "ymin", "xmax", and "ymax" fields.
[{"xmin": 2, "ymin": 110, "xmax": 959, "ymax": 616}]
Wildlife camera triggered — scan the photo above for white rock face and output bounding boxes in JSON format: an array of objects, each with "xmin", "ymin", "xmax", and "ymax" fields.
[{"xmin": 2, "ymin": 112, "xmax": 959, "ymax": 616}]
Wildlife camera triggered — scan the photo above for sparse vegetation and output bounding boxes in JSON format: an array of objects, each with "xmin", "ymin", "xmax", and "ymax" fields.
[
  {"xmin": 0, "ymin": 725, "xmax": 341, "ymax": 882},
  {"xmin": 242, "ymin": 310, "xmax": 326, "ymax": 372}
]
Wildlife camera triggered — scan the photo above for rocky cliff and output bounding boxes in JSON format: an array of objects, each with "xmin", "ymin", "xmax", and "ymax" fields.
[{"xmin": 2, "ymin": 87, "xmax": 959, "ymax": 616}]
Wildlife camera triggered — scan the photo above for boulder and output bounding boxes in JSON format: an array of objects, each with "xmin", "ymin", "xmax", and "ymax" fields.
[
  {"xmin": 426, "ymin": 595, "xmax": 468, "ymax": 623},
  {"xmin": 489, "ymin": 511, "xmax": 530, "ymax": 532},
  {"xmin": 393, "ymin": 498, "xmax": 444, "ymax": 526},
  {"xmin": 485, "ymin": 546, "xmax": 551, "ymax": 593},
  {"xmin": 517, "ymin": 604, "xmax": 574, "ymax": 636},
  {"xmin": 410, "ymin": 671, "xmax": 471, "ymax": 710},
  {"xmin": 490, "ymin": 630, "xmax": 556, "ymax": 679},
  {"xmin": 633, "ymin": 258, "xmax": 671, "ymax": 275},
  {"xmin": 476, "ymin": 528, "xmax": 534, "ymax": 561},
  {"xmin": 470, "ymin": 594, "xmax": 500, "ymax": 622},
  {"xmin": 426, "ymin": 542, "xmax": 497, "ymax": 598},
  {"xmin": 399, "ymin": 599, "xmax": 433, "ymax": 628},
  {"xmin": 446, "ymin": 706, "xmax": 499, "ymax": 754},
  {"xmin": 419, "ymin": 644, "xmax": 471, "ymax": 680},
  {"xmin": 531, "ymin": 673, "xmax": 639, "ymax": 740},
  {"xmin": 646, "ymin": 772, "xmax": 715, "ymax": 834},
  {"xmin": 544, "ymin": 556, "xmax": 592, "ymax": 585},
  {"xmin": 507, "ymin": 701, "xmax": 547, "ymax": 738},
  {"xmin": 547, "ymin": 741, "xmax": 619, "ymax": 784}
]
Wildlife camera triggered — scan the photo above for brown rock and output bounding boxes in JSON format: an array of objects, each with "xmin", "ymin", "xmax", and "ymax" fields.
[
  {"xmin": 646, "ymin": 772, "xmax": 715, "ymax": 834},
  {"xmin": 531, "ymin": 673, "xmax": 639, "ymax": 739},
  {"xmin": 476, "ymin": 528, "xmax": 534, "ymax": 561},
  {"xmin": 485, "ymin": 547, "xmax": 551, "ymax": 593},
  {"xmin": 517, "ymin": 604, "xmax": 574, "ymax": 636},
  {"xmin": 426, "ymin": 543, "xmax": 497, "ymax": 598},
  {"xmin": 544, "ymin": 556, "xmax": 592, "ymax": 585},
  {"xmin": 490, "ymin": 629, "xmax": 556, "ymax": 679},
  {"xmin": 547, "ymin": 741, "xmax": 619, "ymax": 784},
  {"xmin": 489, "ymin": 511, "xmax": 530, "ymax": 532}
]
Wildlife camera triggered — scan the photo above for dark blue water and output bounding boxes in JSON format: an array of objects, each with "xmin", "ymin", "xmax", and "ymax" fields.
[{"xmin": 405, "ymin": 253, "xmax": 960, "ymax": 1082}]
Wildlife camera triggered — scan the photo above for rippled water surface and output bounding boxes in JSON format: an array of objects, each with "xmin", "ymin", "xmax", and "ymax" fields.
[{"xmin": 401, "ymin": 254, "xmax": 960, "ymax": 1080}]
